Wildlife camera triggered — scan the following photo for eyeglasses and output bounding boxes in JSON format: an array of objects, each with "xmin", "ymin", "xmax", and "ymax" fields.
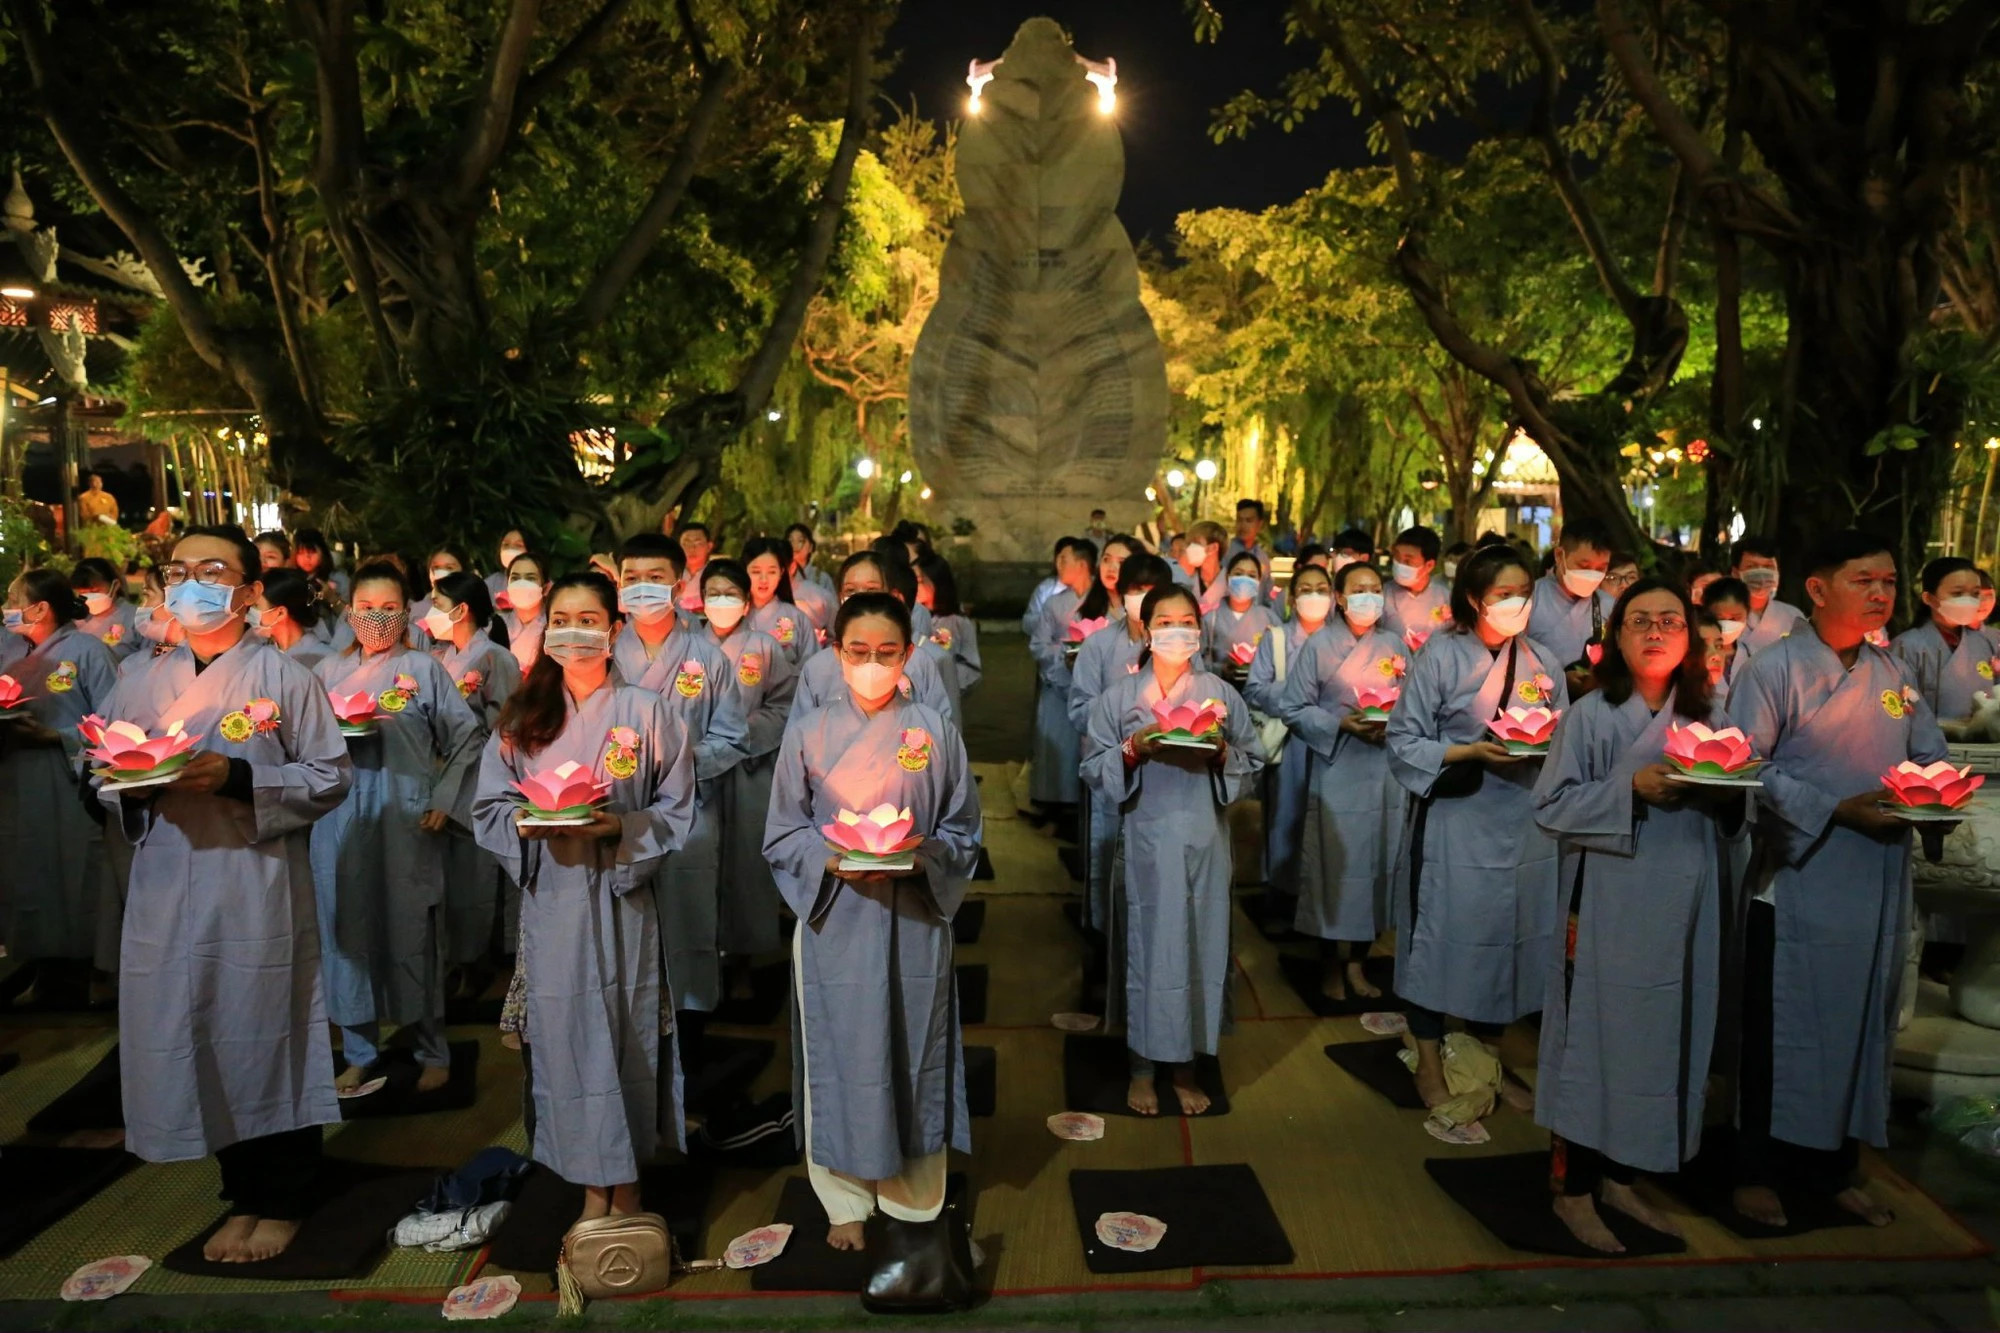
[
  {"xmin": 160, "ymin": 560, "xmax": 242, "ymax": 587},
  {"xmin": 839, "ymin": 645, "xmax": 906, "ymax": 666},
  {"xmin": 1623, "ymin": 614, "xmax": 1687, "ymax": 634}
]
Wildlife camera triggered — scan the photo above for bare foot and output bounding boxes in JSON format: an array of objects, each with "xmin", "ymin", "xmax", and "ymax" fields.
[
  {"xmin": 1600, "ymin": 1179, "xmax": 1682, "ymax": 1237},
  {"xmin": 1345, "ymin": 960, "xmax": 1381, "ymax": 999},
  {"xmin": 1732, "ymin": 1184, "xmax": 1788, "ymax": 1229},
  {"xmin": 204, "ymin": 1214, "xmax": 260, "ymax": 1263},
  {"xmin": 1127, "ymin": 1074, "xmax": 1160, "ymax": 1116},
  {"xmin": 827, "ymin": 1221, "xmax": 865, "ymax": 1251},
  {"xmin": 333, "ymin": 1063, "xmax": 373, "ymax": 1093},
  {"xmin": 414, "ymin": 1063, "xmax": 451, "ymax": 1094},
  {"xmin": 1169, "ymin": 1066, "xmax": 1211, "ymax": 1117},
  {"xmin": 239, "ymin": 1218, "xmax": 300, "ymax": 1262},
  {"xmin": 1320, "ymin": 967, "xmax": 1349, "ymax": 1004},
  {"xmin": 1497, "ymin": 1072, "xmax": 1536, "ymax": 1114},
  {"xmin": 60, "ymin": 1128, "xmax": 126, "ymax": 1150},
  {"xmin": 1835, "ymin": 1185, "xmax": 1895, "ymax": 1227},
  {"xmin": 1551, "ymin": 1194, "xmax": 1625, "ymax": 1253},
  {"xmin": 578, "ymin": 1186, "xmax": 611, "ymax": 1225},
  {"xmin": 1413, "ymin": 1045, "xmax": 1450, "ymax": 1109}
]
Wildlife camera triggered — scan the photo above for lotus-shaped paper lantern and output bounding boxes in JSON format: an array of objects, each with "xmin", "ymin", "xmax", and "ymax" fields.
[
  {"xmin": 1881, "ymin": 760, "xmax": 1985, "ymax": 813},
  {"xmin": 1228, "ymin": 640, "xmax": 1259, "ymax": 667},
  {"xmin": 1152, "ymin": 696, "xmax": 1225, "ymax": 742},
  {"xmin": 1486, "ymin": 706, "xmax": 1560, "ymax": 752},
  {"xmin": 1353, "ymin": 684, "xmax": 1400, "ymax": 721},
  {"xmin": 512, "ymin": 760, "xmax": 612, "ymax": 818},
  {"xmin": 0, "ymin": 674, "xmax": 22, "ymax": 712},
  {"xmin": 1067, "ymin": 617, "xmax": 1109, "ymax": 644},
  {"xmin": 84, "ymin": 720, "xmax": 200, "ymax": 779},
  {"xmin": 1663, "ymin": 722, "xmax": 1761, "ymax": 777},
  {"xmin": 77, "ymin": 713, "xmax": 109, "ymax": 747},
  {"xmin": 329, "ymin": 691, "xmax": 380, "ymax": 729},
  {"xmin": 822, "ymin": 803, "xmax": 922, "ymax": 862}
]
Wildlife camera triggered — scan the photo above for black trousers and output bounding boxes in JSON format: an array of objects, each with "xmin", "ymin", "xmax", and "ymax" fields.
[
  {"xmin": 1552, "ymin": 1138, "xmax": 1636, "ymax": 1197},
  {"xmin": 1735, "ymin": 900, "xmax": 1861, "ymax": 1195},
  {"xmin": 1406, "ymin": 1006, "xmax": 1506, "ymax": 1044},
  {"xmin": 215, "ymin": 1125, "xmax": 323, "ymax": 1220}
]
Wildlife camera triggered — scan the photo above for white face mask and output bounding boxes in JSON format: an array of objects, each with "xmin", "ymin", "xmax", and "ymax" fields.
[
  {"xmin": 83, "ymin": 591, "xmax": 114, "ymax": 617},
  {"xmin": 507, "ymin": 579, "xmax": 544, "ymax": 611},
  {"xmin": 1936, "ymin": 595, "xmax": 1984, "ymax": 628},
  {"xmin": 1483, "ymin": 596, "xmax": 1532, "ymax": 638},
  {"xmin": 1717, "ymin": 618, "xmax": 1747, "ymax": 645},
  {"xmin": 1332, "ymin": 554, "xmax": 1360, "ymax": 573},
  {"xmin": 844, "ymin": 660, "xmax": 900, "ymax": 701},
  {"xmin": 1293, "ymin": 592, "xmax": 1333, "ymax": 624},
  {"xmin": 1343, "ymin": 591, "xmax": 1384, "ymax": 627},
  {"xmin": 423, "ymin": 605, "xmax": 458, "ymax": 640},
  {"xmin": 1182, "ymin": 542, "xmax": 1208, "ymax": 567},
  {"xmin": 1149, "ymin": 626, "xmax": 1202, "ymax": 663},
  {"xmin": 1443, "ymin": 561, "xmax": 1459, "ymax": 580},
  {"xmin": 704, "ymin": 595, "xmax": 747, "ymax": 630},
  {"xmin": 499, "ymin": 544, "xmax": 526, "ymax": 568},
  {"xmin": 1124, "ymin": 591, "xmax": 1149, "ymax": 624},
  {"xmin": 1391, "ymin": 562, "xmax": 1423, "ymax": 589},
  {"xmin": 544, "ymin": 626, "xmax": 611, "ymax": 664},
  {"xmin": 1560, "ymin": 566, "xmax": 1606, "ymax": 598}
]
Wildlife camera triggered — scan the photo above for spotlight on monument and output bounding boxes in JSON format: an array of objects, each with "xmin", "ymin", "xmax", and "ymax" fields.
[
  {"xmin": 1166, "ymin": 469, "xmax": 1186, "ymax": 490},
  {"xmin": 767, "ymin": 409, "xmax": 782, "ymax": 422},
  {"xmin": 1194, "ymin": 459, "xmax": 1219, "ymax": 482},
  {"xmin": 920, "ymin": 486, "xmax": 933, "ymax": 500},
  {"xmin": 1080, "ymin": 56, "xmax": 1117, "ymax": 115},
  {"xmin": 856, "ymin": 458, "xmax": 876, "ymax": 480},
  {"xmin": 966, "ymin": 58, "xmax": 999, "ymax": 116},
  {"xmin": 900, "ymin": 470, "xmax": 913, "ymax": 484}
]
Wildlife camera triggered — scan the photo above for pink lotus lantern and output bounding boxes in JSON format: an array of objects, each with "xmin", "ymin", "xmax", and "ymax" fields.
[
  {"xmin": 1354, "ymin": 684, "xmax": 1400, "ymax": 722},
  {"xmin": 1229, "ymin": 640, "xmax": 1259, "ymax": 667},
  {"xmin": 328, "ymin": 690, "xmax": 380, "ymax": 730},
  {"xmin": 1881, "ymin": 760, "xmax": 1985, "ymax": 813},
  {"xmin": 1152, "ymin": 696, "xmax": 1225, "ymax": 743},
  {"xmin": 1067, "ymin": 617, "xmax": 1109, "ymax": 644},
  {"xmin": 1663, "ymin": 722, "xmax": 1761, "ymax": 778},
  {"xmin": 1486, "ymin": 706, "xmax": 1560, "ymax": 753},
  {"xmin": 822, "ymin": 804, "xmax": 922, "ymax": 864},
  {"xmin": 77, "ymin": 713, "xmax": 109, "ymax": 746},
  {"xmin": 512, "ymin": 760, "xmax": 612, "ymax": 818},
  {"xmin": 0, "ymin": 674, "xmax": 24, "ymax": 714},
  {"xmin": 84, "ymin": 720, "xmax": 201, "ymax": 780}
]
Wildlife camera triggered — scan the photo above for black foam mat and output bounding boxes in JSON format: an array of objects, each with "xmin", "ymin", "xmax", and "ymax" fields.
[
  {"xmin": 335, "ymin": 1040, "xmax": 480, "ymax": 1119},
  {"xmin": 26, "ymin": 1044, "xmax": 124, "ymax": 1134},
  {"xmin": 1323, "ymin": 1039, "xmax": 1427, "ymax": 1110},
  {"xmin": 483, "ymin": 1160, "xmax": 715, "ymax": 1273},
  {"xmin": 953, "ymin": 899, "xmax": 987, "ymax": 944},
  {"xmin": 957, "ymin": 964, "xmax": 988, "ymax": 1025},
  {"xmin": 162, "ymin": 1161, "xmax": 439, "ymax": 1279},
  {"xmin": 683, "ymin": 1035, "xmax": 776, "ymax": 1114},
  {"xmin": 1661, "ymin": 1124, "xmax": 1870, "ymax": 1239},
  {"xmin": 1423, "ymin": 1152, "xmax": 1687, "ymax": 1258},
  {"xmin": 1062, "ymin": 1034, "xmax": 1229, "ymax": 1118},
  {"xmin": 750, "ymin": 1172, "xmax": 971, "ymax": 1292},
  {"xmin": 965, "ymin": 1045, "xmax": 996, "ymax": 1117},
  {"xmin": 973, "ymin": 846, "xmax": 996, "ymax": 881},
  {"xmin": 0, "ymin": 1051, "xmax": 18, "ymax": 1078},
  {"xmin": 1275, "ymin": 951, "xmax": 1408, "ymax": 1017},
  {"xmin": 0, "ymin": 1146, "xmax": 136, "ymax": 1259},
  {"xmin": 1069, "ymin": 1164, "xmax": 1292, "ymax": 1274},
  {"xmin": 710, "ymin": 961, "xmax": 790, "ymax": 1027}
]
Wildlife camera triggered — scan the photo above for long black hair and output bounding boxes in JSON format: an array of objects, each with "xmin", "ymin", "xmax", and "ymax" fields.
[
  {"xmin": 434, "ymin": 570, "xmax": 507, "ymax": 650},
  {"xmin": 917, "ymin": 551, "xmax": 965, "ymax": 618},
  {"xmin": 740, "ymin": 536, "xmax": 798, "ymax": 608},
  {"xmin": 1077, "ymin": 535, "xmax": 1137, "ymax": 622},
  {"xmin": 1447, "ymin": 544, "xmax": 1532, "ymax": 632},
  {"xmin": 260, "ymin": 568, "xmax": 322, "ymax": 631},
  {"xmin": 1594, "ymin": 577, "xmax": 1712, "ymax": 721},
  {"xmin": 833, "ymin": 589, "xmax": 913, "ymax": 646},
  {"xmin": 497, "ymin": 572, "xmax": 619, "ymax": 757},
  {"xmin": 17, "ymin": 567, "xmax": 86, "ymax": 625}
]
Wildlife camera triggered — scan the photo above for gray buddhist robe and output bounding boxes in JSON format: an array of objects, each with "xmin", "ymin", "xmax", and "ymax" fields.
[
  {"xmin": 472, "ymin": 680, "xmax": 696, "ymax": 1185},
  {"xmin": 311, "ymin": 646, "xmax": 484, "ymax": 1031},
  {"xmin": 500, "ymin": 607, "xmax": 546, "ymax": 673},
  {"xmin": 1028, "ymin": 588, "xmax": 1087, "ymax": 805},
  {"xmin": 432, "ymin": 631, "xmax": 523, "ymax": 964},
  {"xmin": 1279, "ymin": 623, "xmax": 1408, "ymax": 941},
  {"xmin": 749, "ymin": 599, "xmax": 813, "ymax": 667},
  {"xmin": 1731, "ymin": 630, "xmax": 1947, "ymax": 1149},
  {"xmin": 1244, "ymin": 616, "xmax": 1327, "ymax": 894},
  {"xmin": 702, "ymin": 622, "xmax": 797, "ymax": 956},
  {"xmin": 1742, "ymin": 597, "xmax": 1805, "ymax": 654},
  {"xmin": 1067, "ymin": 622, "xmax": 1146, "ymax": 931},
  {"xmin": 1527, "ymin": 574, "xmax": 1608, "ymax": 669},
  {"xmin": 1532, "ymin": 688, "xmax": 1737, "ymax": 1172},
  {"xmin": 1385, "ymin": 578, "xmax": 1452, "ymax": 651},
  {"xmin": 612, "ymin": 621, "xmax": 750, "ymax": 1013},
  {"xmin": 1891, "ymin": 620, "xmax": 1998, "ymax": 722},
  {"xmin": 765, "ymin": 697, "xmax": 981, "ymax": 1181},
  {"xmin": 1082, "ymin": 667, "xmax": 1263, "ymax": 1064},
  {"xmin": 78, "ymin": 600, "xmax": 141, "ymax": 663},
  {"xmin": 1200, "ymin": 601, "xmax": 1276, "ymax": 677},
  {"xmin": 1386, "ymin": 629, "xmax": 1570, "ymax": 1023},
  {"xmin": 0, "ymin": 624, "xmax": 116, "ymax": 960},
  {"xmin": 98, "ymin": 635, "xmax": 352, "ymax": 1160},
  {"xmin": 932, "ymin": 613, "xmax": 981, "ymax": 695},
  {"xmin": 790, "ymin": 579, "xmax": 836, "ymax": 645}
]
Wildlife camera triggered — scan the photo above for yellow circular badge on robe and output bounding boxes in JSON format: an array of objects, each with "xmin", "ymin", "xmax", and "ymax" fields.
[
  {"xmin": 1981, "ymin": 661, "xmax": 1995, "ymax": 681},
  {"xmin": 896, "ymin": 727, "xmax": 932, "ymax": 773},
  {"xmin": 603, "ymin": 726, "xmax": 640, "ymax": 780},
  {"xmin": 218, "ymin": 711, "xmax": 254, "ymax": 743},
  {"xmin": 46, "ymin": 662, "xmax": 77, "ymax": 693},
  {"xmin": 1882, "ymin": 689, "xmax": 1906, "ymax": 720},
  {"xmin": 738, "ymin": 654, "xmax": 763, "ymax": 688},
  {"xmin": 674, "ymin": 669, "xmax": 704, "ymax": 699},
  {"xmin": 378, "ymin": 689, "xmax": 410, "ymax": 713}
]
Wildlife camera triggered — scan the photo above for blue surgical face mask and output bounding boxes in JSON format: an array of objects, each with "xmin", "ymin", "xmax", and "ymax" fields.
[
  {"xmin": 165, "ymin": 580, "xmax": 240, "ymax": 634},
  {"xmin": 1344, "ymin": 592, "xmax": 1385, "ymax": 627},
  {"xmin": 617, "ymin": 581, "xmax": 677, "ymax": 622},
  {"xmin": 3, "ymin": 608, "xmax": 25, "ymax": 634},
  {"xmin": 1227, "ymin": 575, "xmax": 1259, "ymax": 602},
  {"xmin": 1149, "ymin": 626, "xmax": 1202, "ymax": 663}
]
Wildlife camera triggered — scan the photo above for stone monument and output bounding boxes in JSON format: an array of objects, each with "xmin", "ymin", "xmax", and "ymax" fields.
[{"xmin": 908, "ymin": 18, "xmax": 1168, "ymax": 563}]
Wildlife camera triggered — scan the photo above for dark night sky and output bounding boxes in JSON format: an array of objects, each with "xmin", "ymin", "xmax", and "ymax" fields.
[{"xmin": 880, "ymin": 0, "xmax": 1373, "ymax": 248}]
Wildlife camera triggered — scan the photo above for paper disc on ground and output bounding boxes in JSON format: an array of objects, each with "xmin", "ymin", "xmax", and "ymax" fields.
[
  {"xmin": 1424, "ymin": 1117, "xmax": 1491, "ymax": 1146},
  {"xmin": 1094, "ymin": 1211, "xmax": 1166, "ymax": 1253},
  {"xmin": 61, "ymin": 1255, "xmax": 150, "ymax": 1301},
  {"xmin": 337, "ymin": 1075, "xmax": 388, "ymax": 1100},
  {"xmin": 723, "ymin": 1223, "xmax": 793, "ymax": 1269},
  {"xmin": 442, "ymin": 1275, "xmax": 521, "ymax": 1320},
  {"xmin": 1047, "ymin": 1111, "xmax": 1106, "ymax": 1141},
  {"xmin": 1051, "ymin": 1011, "xmax": 1100, "ymax": 1032},
  {"xmin": 1359, "ymin": 1011, "xmax": 1408, "ymax": 1036}
]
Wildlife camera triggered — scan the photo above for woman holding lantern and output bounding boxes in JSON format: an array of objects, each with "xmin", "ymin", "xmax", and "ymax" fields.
[
  {"xmin": 1243, "ymin": 559, "xmax": 1336, "ymax": 908},
  {"xmin": 1891, "ymin": 555, "xmax": 1998, "ymax": 724},
  {"xmin": 1385, "ymin": 543, "xmax": 1569, "ymax": 1111},
  {"xmin": 472, "ymin": 571, "xmax": 696, "ymax": 1227},
  {"xmin": 1277, "ymin": 560, "xmax": 1407, "ymax": 1002},
  {"xmin": 1531, "ymin": 578, "xmax": 1744, "ymax": 1253},
  {"xmin": 1201, "ymin": 549, "xmax": 1277, "ymax": 677},
  {"xmin": 763, "ymin": 590, "xmax": 982, "ymax": 1256},
  {"xmin": 1081, "ymin": 584, "xmax": 1263, "ymax": 1117}
]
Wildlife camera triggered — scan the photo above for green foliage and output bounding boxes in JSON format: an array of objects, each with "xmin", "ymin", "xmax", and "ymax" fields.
[
  {"xmin": 77, "ymin": 521, "xmax": 146, "ymax": 571},
  {"xmin": 0, "ymin": 495, "xmax": 62, "ymax": 593}
]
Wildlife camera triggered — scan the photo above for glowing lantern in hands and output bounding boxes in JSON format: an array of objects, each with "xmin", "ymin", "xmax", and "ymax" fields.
[
  {"xmin": 1228, "ymin": 640, "xmax": 1259, "ymax": 667},
  {"xmin": 329, "ymin": 691, "xmax": 380, "ymax": 730},
  {"xmin": 1486, "ymin": 706, "xmax": 1560, "ymax": 753},
  {"xmin": 822, "ymin": 804, "xmax": 922, "ymax": 863},
  {"xmin": 84, "ymin": 720, "xmax": 200, "ymax": 779},
  {"xmin": 1880, "ymin": 760, "xmax": 1985, "ymax": 813},
  {"xmin": 1067, "ymin": 617, "xmax": 1109, "ymax": 644},
  {"xmin": 1152, "ymin": 696, "xmax": 1225, "ymax": 742},
  {"xmin": 513, "ymin": 760, "xmax": 612, "ymax": 818},
  {"xmin": 1353, "ymin": 685, "xmax": 1400, "ymax": 722},
  {"xmin": 0, "ymin": 675, "xmax": 23, "ymax": 712},
  {"xmin": 1663, "ymin": 722, "xmax": 1761, "ymax": 777}
]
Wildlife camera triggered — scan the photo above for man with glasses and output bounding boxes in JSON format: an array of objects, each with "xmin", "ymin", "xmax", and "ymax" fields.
[{"xmin": 96, "ymin": 526, "xmax": 352, "ymax": 1263}]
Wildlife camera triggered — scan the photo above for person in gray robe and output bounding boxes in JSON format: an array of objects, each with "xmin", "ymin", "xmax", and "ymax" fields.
[
  {"xmin": 1891, "ymin": 556, "xmax": 1997, "ymax": 723},
  {"xmin": 1243, "ymin": 562, "xmax": 1335, "ymax": 900},
  {"xmin": 1383, "ymin": 526, "xmax": 1453, "ymax": 649},
  {"xmin": 788, "ymin": 551, "xmax": 957, "ymax": 727},
  {"xmin": 1386, "ymin": 543, "xmax": 1568, "ymax": 1109},
  {"xmin": 612, "ymin": 534, "xmax": 751, "ymax": 1020},
  {"xmin": 472, "ymin": 571, "xmax": 695, "ymax": 1218},
  {"xmin": 1081, "ymin": 584, "xmax": 1263, "ymax": 1117},
  {"xmin": 742, "ymin": 535, "xmax": 818, "ymax": 667},
  {"xmin": 1027, "ymin": 537, "xmax": 1100, "ymax": 809},
  {"xmin": 97, "ymin": 525, "xmax": 352, "ymax": 1262},
  {"xmin": 1532, "ymin": 578, "xmax": 1741, "ymax": 1252},
  {"xmin": 1527, "ymin": 520, "xmax": 1612, "ymax": 677},
  {"xmin": 1727, "ymin": 530, "xmax": 1947, "ymax": 1230},
  {"xmin": 312, "ymin": 564, "xmax": 483, "ymax": 1090},
  {"xmin": 764, "ymin": 591, "xmax": 981, "ymax": 1249},
  {"xmin": 71, "ymin": 558, "xmax": 141, "ymax": 663},
  {"xmin": 1, "ymin": 573, "xmax": 117, "ymax": 994},
  {"xmin": 1200, "ymin": 552, "xmax": 1277, "ymax": 677},
  {"xmin": 1277, "ymin": 563, "xmax": 1406, "ymax": 1000},
  {"xmin": 919, "ymin": 552, "xmax": 980, "ymax": 695},
  {"xmin": 1732, "ymin": 536, "xmax": 1807, "ymax": 654}
]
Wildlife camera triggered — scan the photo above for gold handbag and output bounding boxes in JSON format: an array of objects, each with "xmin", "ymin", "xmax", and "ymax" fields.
[{"xmin": 556, "ymin": 1212, "xmax": 673, "ymax": 1312}]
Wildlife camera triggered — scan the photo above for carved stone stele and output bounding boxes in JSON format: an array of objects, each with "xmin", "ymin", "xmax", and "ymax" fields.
[{"xmin": 908, "ymin": 18, "xmax": 1168, "ymax": 561}]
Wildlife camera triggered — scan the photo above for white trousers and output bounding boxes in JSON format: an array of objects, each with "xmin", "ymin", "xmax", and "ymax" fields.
[{"xmin": 794, "ymin": 922, "xmax": 946, "ymax": 1226}]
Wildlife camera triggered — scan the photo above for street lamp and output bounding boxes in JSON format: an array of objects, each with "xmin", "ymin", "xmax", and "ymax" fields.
[
  {"xmin": 1165, "ymin": 469, "xmax": 1186, "ymax": 490},
  {"xmin": 899, "ymin": 470, "xmax": 913, "ymax": 484},
  {"xmin": 855, "ymin": 458, "xmax": 876, "ymax": 479},
  {"xmin": 1194, "ymin": 459, "xmax": 1218, "ymax": 482}
]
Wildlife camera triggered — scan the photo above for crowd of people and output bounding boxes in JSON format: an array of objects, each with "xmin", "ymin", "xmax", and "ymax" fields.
[{"xmin": 0, "ymin": 494, "xmax": 1978, "ymax": 1283}]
